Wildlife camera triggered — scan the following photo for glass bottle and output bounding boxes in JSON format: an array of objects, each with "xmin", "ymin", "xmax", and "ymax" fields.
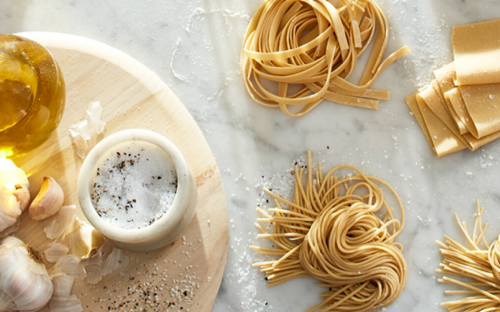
[{"xmin": 0, "ymin": 34, "xmax": 65, "ymax": 158}]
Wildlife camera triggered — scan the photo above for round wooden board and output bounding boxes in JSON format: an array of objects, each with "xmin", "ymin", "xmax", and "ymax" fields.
[{"xmin": 11, "ymin": 32, "xmax": 228, "ymax": 311}]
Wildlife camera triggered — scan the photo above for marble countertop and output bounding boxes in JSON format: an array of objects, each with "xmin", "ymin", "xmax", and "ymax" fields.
[{"xmin": 3, "ymin": 0, "xmax": 500, "ymax": 311}]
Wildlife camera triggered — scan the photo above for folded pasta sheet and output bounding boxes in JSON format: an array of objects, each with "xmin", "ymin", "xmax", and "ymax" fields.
[
  {"xmin": 452, "ymin": 19, "xmax": 500, "ymax": 86},
  {"xmin": 405, "ymin": 91, "xmax": 466, "ymax": 158},
  {"xmin": 444, "ymin": 88, "xmax": 474, "ymax": 135},
  {"xmin": 434, "ymin": 63, "xmax": 468, "ymax": 134},
  {"xmin": 406, "ymin": 18, "xmax": 500, "ymax": 157},
  {"xmin": 458, "ymin": 83, "xmax": 500, "ymax": 139}
]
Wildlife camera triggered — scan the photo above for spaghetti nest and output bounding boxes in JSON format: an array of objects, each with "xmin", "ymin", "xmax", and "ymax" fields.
[
  {"xmin": 240, "ymin": 0, "xmax": 410, "ymax": 117},
  {"xmin": 252, "ymin": 152, "xmax": 407, "ymax": 311}
]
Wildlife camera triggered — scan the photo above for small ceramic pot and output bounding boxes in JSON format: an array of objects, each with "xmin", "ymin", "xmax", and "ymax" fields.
[{"xmin": 78, "ymin": 129, "xmax": 197, "ymax": 251}]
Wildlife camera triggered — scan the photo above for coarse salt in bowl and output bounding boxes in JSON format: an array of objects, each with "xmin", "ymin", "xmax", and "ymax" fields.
[{"xmin": 78, "ymin": 129, "xmax": 197, "ymax": 251}]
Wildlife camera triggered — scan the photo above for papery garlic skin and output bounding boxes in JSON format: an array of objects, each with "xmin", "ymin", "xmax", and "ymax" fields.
[
  {"xmin": 44, "ymin": 205, "xmax": 77, "ymax": 240},
  {"xmin": 44, "ymin": 242, "xmax": 69, "ymax": 263},
  {"xmin": 86, "ymin": 102, "xmax": 105, "ymax": 136},
  {"xmin": 49, "ymin": 274, "xmax": 82, "ymax": 312},
  {"xmin": 85, "ymin": 246, "xmax": 128, "ymax": 284},
  {"xmin": 0, "ymin": 158, "xmax": 30, "ymax": 232},
  {"xmin": 69, "ymin": 102, "xmax": 106, "ymax": 159},
  {"xmin": 29, "ymin": 176, "xmax": 65, "ymax": 221},
  {"xmin": 0, "ymin": 236, "xmax": 53, "ymax": 311}
]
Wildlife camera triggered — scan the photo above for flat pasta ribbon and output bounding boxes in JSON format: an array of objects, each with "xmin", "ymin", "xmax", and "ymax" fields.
[{"xmin": 241, "ymin": 0, "xmax": 410, "ymax": 116}]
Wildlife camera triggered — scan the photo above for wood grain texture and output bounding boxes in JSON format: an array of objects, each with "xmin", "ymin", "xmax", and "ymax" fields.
[{"xmin": 11, "ymin": 32, "xmax": 228, "ymax": 311}]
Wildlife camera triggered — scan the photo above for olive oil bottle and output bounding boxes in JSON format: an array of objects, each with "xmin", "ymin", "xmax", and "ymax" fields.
[{"xmin": 0, "ymin": 35, "xmax": 65, "ymax": 158}]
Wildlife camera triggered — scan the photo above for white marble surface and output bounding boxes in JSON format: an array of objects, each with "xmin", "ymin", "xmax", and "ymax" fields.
[{"xmin": 3, "ymin": 0, "xmax": 500, "ymax": 311}]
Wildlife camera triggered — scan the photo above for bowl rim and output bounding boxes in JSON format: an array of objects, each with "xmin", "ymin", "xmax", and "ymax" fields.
[{"xmin": 78, "ymin": 129, "xmax": 191, "ymax": 244}]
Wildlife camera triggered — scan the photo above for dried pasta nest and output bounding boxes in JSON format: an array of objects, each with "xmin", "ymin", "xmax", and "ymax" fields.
[
  {"xmin": 252, "ymin": 152, "xmax": 407, "ymax": 311},
  {"xmin": 241, "ymin": 0, "xmax": 410, "ymax": 116}
]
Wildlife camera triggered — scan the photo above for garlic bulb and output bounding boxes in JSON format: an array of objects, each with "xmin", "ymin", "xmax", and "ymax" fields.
[
  {"xmin": 0, "ymin": 158, "xmax": 30, "ymax": 233},
  {"xmin": 0, "ymin": 236, "xmax": 53, "ymax": 311},
  {"xmin": 70, "ymin": 218, "xmax": 104, "ymax": 259}
]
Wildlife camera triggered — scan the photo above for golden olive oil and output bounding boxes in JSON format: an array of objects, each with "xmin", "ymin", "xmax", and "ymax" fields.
[{"xmin": 0, "ymin": 35, "xmax": 65, "ymax": 158}]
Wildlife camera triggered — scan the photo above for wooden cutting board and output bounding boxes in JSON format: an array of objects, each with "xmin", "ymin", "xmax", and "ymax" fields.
[{"xmin": 11, "ymin": 32, "xmax": 228, "ymax": 311}]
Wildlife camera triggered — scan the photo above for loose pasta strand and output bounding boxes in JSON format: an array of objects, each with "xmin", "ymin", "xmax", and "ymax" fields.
[{"xmin": 437, "ymin": 202, "xmax": 500, "ymax": 311}]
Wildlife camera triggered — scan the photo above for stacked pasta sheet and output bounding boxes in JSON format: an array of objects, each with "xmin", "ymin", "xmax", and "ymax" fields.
[{"xmin": 406, "ymin": 19, "xmax": 500, "ymax": 157}]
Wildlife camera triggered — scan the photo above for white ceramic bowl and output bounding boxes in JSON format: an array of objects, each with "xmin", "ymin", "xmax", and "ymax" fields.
[{"xmin": 78, "ymin": 129, "xmax": 197, "ymax": 251}]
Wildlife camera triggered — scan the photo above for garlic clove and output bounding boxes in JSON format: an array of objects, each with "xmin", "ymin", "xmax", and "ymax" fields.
[
  {"xmin": 29, "ymin": 176, "xmax": 65, "ymax": 221},
  {"xmin": 70, "ymin": 219, "xmax": 105, "ymax": 259},
  {"xmin": 0, "ymin": 186, "xmax": 21, "ymax": 233},
  {"xmin": 0, "ymin": 186, "xmax": 21, "ymax": 219},
  {"xmin": 0, "ymin": 158, "xmax": 29, "ymax": 192},
  {"xmin": 13, "ymin": 184, "xmax": 30, "ymax": 212},
  {"xmin": 0, "ymin": 158, "xmax": 29, "ymax": 232}
]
